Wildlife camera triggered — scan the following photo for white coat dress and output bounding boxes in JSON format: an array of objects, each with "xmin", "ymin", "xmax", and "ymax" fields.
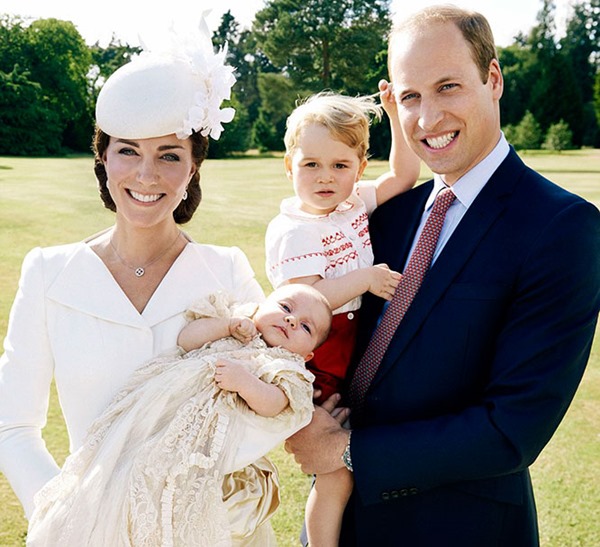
[{"xmin": 0, "ymin": 240, "xmax": 265, "ymax": 521}]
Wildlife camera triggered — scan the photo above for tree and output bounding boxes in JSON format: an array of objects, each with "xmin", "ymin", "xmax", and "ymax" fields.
[
  {"xmin": 559, "ymin": 1, "xmax": 599, "ymax": 146},
  {"xmin": 252, "ymin": 0, "xmax": 391, "ymax": 93},
  {"xmin": 211, "ymin": 12, "xmax": 264, "ymax": 151},
  {"xmin": 206, "ymin": 93, "xmax": 251, "ymax": 158},
  {"xmin": 89, "ymin": 37, "xmax": 141, "ymax": 93},
  {"xmin": 543, "ymin": 119, "xmax": 573, "ymax": 151},
  {"xmin": 23, "ymin": 19, "xmax": 93, "ymax": 151},
  {"xmin": 498, "ymin": 45, "xmax": 537, "ymax": 128},
  {"xmin": 521, "ymin": 1, "xmax": 586, "ymax": 145},
  {"xmin": 252, "ymin": 73, "xmax": 299, "ymax": 152},
  {"xmin": 0, "ymin": 65, "xmax": 63, "ymax": 155},
  {"xmin": 0, "ymin": 16, "xmax": 92, "ymax": 154},
  {"xmin": 0, "ymin": 15, "xmax": 28, "ymax": 74},
  {"xmin": 595, "ymin": 71, "xmax": 600, "ymax": 133},
  {"xmin": 504, "ymin": 110, "xmax": 543, "ymax": 150}
]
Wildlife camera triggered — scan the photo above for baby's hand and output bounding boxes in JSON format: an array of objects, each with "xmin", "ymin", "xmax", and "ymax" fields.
[
  {"xmin": 229, "ymin": 317, "xmax": 257, "ymax": 344},
  {"xmin": 378, "ymin": 79, "xmax": 398, "ymax": 119},
  {"xmin": 214, "ymin": 358, "xmax": 252, "ymax": 393},
  {"xmin": 367, "ymin": 263, "xmax": 401, "ymax": 301}
]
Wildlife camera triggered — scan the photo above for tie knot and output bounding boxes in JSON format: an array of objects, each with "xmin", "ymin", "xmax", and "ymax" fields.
[{"xmin": 431, "ymin": 187, "xmax": 456, "ymax": 216}]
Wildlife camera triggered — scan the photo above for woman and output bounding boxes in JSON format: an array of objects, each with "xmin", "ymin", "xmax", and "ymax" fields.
[{"xmin": 0, "ymin": 22, "xmax": 276, "ymax": 545}]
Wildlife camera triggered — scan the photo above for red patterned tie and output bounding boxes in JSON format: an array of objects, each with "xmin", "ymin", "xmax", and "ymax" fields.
[{"xmin": 348, "ymin": 187, "xmax": 456, "ymax": 408}]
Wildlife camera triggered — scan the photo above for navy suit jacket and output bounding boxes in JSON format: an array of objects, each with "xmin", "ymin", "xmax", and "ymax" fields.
[{"xmin": 341, "ymin": 149, "xmax": 600, "ymax": 546}]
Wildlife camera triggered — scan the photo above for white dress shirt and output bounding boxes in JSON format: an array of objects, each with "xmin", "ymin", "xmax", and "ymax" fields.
[{"xmin": 405, "ymin": 133, "xmax": 510, "ymax": 267}]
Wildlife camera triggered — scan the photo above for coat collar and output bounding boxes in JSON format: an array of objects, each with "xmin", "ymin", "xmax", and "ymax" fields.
[{"xmin": 46, "ymin": 242, "xmax": 208, "ymax": 329}]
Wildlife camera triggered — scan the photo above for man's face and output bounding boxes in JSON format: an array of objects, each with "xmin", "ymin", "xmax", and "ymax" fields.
[{"xmin": 389, "ymin": 21, "xmax": 503, "ymax": 184}]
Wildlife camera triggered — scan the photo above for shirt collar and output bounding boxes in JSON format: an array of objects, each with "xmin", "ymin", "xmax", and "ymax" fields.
[
  {"xmin": 280, "ymin": 195, "xmax": 356, "ymax": 218},
  {"xmin": 429, "ymin": 133, "xmax": 510, "ymax": 210}
]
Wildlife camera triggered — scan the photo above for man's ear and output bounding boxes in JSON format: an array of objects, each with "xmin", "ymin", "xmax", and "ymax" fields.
[{"xmin": 488, "ymin": 59, "xmax": 504, "ymax": 100}]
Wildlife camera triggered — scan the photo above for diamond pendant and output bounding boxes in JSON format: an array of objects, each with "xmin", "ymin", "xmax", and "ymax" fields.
[{"xmin": 135, "ymin": 267, "xmax": 145, "ymax": 277}]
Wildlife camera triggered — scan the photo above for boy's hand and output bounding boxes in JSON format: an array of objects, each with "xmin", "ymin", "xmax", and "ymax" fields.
[
  {"xmin": 214, "ymin": 358, "xmax": 252, "ymax": 393},
  {"xmin": 367, "ymin": 263, "xmax": 401, "ymax": 301},
  {"xmin": 229, "ymin": 317, "xmax": 257, "ymax": 344},
  {"xmin": 379, "ymin": 79, "xmax": 398, "ymax": 119}
]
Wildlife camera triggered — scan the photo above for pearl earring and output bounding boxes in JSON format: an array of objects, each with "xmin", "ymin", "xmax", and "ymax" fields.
[{"xmin": 182, "ymin": 189, "xmax": 188, "ymax": 201}]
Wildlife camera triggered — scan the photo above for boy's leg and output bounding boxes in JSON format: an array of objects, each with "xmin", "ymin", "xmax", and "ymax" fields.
[{"xmin": 305, "ymin": 468, "xmax": 353, "ymax": 547}]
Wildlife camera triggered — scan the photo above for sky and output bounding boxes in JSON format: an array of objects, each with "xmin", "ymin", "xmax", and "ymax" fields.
[{"xmin": 1, "ymin": 0, "xmax": 571, "ymax": 48}]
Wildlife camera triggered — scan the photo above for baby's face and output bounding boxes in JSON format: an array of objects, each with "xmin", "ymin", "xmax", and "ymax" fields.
[{"xmin": 254, "ymin": 286, "xmax": 331, "ymax": 360}]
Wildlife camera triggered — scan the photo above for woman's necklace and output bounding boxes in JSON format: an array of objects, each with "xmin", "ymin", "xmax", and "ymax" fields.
[{"xmin": 110, "ymin": 231, "xmax": 182, "ymax": 277}]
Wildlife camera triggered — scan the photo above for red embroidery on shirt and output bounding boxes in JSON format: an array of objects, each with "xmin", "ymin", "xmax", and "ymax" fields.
[
  {"xmin": 357, "ymin": 226, "xmax": 369, "ymax": 239},
  {"xmin": 324, "ymin": 251, "xmax": 359, "ymax": 272},
  {"xmin": 269, "ymin": 252, "xmax": 326, "ymax": 272},
  {"xmin": 321, "ymin": 232, "xmax": 346, "ymax": 246},
  {"xmin": 351, "ymin": 212, "xmax": 368, "ymax": 230},
  {"xmin": 325, "ymin": 242, "xmax": 353, "ymax": 257}
]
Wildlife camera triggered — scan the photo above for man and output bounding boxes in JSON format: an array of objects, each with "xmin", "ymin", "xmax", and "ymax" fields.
[{"xmin": 285, "ymin": 5, "xmax": 600, "ymax": 546}]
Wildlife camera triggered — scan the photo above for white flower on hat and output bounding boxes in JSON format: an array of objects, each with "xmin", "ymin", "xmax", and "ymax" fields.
[{"xmin": 96, "ymin": 13, "xmax": 237, "ymax": 141}]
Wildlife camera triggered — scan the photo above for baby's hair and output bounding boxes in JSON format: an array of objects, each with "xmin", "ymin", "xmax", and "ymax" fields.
[{"xmin": 284, "ymin": 91, "xmax": 383, "ymax": 161}]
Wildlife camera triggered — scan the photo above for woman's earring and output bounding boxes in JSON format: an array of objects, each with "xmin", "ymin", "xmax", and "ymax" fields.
[{"xmin": 182, "ymin": 188, "xmax": 188, "ymax": 201}]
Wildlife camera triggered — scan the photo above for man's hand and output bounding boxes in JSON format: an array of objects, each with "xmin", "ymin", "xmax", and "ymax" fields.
[{"xmin": 285, "ymin": 393, "xmax": 351, "ymax": 475}]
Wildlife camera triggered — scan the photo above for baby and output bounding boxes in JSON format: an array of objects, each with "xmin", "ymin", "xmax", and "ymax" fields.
[{"xmin": 27, "ymin": 284, "xmax": 332, "ymax": 547}]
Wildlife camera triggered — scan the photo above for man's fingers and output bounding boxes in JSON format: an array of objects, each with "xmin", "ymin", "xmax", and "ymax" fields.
[
  {"xmin": 319, "ymin": 393, "xmax": 341, "ymax": 413},
  {"xmin": 331, "ymin": 406, "xmax": 350, "ymax": 420}
]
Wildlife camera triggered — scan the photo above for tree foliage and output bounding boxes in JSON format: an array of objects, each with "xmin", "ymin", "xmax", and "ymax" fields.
[
  {"xmin": 503, "ymin": 111, "xmax": 543, "ymax": 150},
  {"xmin": 252, "ymin": 0, "xmax": 391, "ymax": 93},
  {"xmin": 252, "ymin": 73, "xmax": 299, "ymax": 152},
  {"xmin": 543, "ymin": 119, "xmax": 574, "ymax": 151},
  {"xmin": 499, "ymin": 0, "xmax": 598, "ymax": 147},
  {"xmin": 0, "ymin": 16, "xmax": 92, "ymax": 154},
  {"xmin": 1, "ymin": 0, "xmax": 599, "ymax": 156},
  {"xmin": 0, "ymin": 65, "xmax": 63, "ymax": 155}
]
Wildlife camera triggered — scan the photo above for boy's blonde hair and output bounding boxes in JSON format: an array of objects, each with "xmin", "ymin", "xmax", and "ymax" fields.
[{"xmin": 284, "ymin": 92, "xmax": 382, "ymax": 161}]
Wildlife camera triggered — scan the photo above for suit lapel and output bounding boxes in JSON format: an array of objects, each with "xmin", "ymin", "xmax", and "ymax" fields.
[{"xmin": 368, "ymin": 149, "xmax": 525, "ymax": 391}]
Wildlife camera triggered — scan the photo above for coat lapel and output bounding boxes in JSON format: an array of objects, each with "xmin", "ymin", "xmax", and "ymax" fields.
[
  {"xmin": 46, "ymin": 243, "xmax": 206, "ymax": 329},
  {"xmin": 368, "ymin": 149, "xmax": 525, "ymax": 391},
  {"xmin": 47, "ymin": 243, "xmax": 145, "ymax": 328}
]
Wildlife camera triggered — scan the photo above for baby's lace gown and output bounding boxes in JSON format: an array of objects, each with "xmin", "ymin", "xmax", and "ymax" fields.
[{"xmin": 27, "ymin": 294, "xmax": 315, "ymax": 546}]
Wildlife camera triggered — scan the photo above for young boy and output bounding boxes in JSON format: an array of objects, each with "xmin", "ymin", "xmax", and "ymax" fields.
[{"xmin": 265, "ymin": 84, "xmax": 420, "ymax": 546}]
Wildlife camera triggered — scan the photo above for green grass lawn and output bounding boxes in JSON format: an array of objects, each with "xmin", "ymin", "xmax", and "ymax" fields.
[{"xmin": 0, "ymin": 150, "xmax": 599, "ymax": 546}]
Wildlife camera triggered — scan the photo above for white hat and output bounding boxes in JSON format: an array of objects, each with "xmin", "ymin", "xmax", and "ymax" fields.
[{"xmin": 95, "ymin": 18, "xmax": 235, "ymax": 140}]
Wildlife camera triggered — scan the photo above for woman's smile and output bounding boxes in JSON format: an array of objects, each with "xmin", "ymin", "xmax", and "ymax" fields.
[{"xmin": 128, "ymin": 190, "xmax": 164, "ymax": 203}]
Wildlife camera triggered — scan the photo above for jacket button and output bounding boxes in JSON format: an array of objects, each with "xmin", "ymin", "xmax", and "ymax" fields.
[
  {"xmin": 381, "ymin": 492, "xmax": 390, "ymax": 501},
  {"xmin": 409, "ymin": 488, "xmax": 419, "ymax": 495},
  {"xmin": 347, "ymin": 312, "xmax": 354, "ymax": 320},
  {"xmin": 391, "ymin": 490, "xmax": 399, "ymax": 499},
  {"xmin": 400, "ymin": 489, "xmax": 409, "ymax": 497}
]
